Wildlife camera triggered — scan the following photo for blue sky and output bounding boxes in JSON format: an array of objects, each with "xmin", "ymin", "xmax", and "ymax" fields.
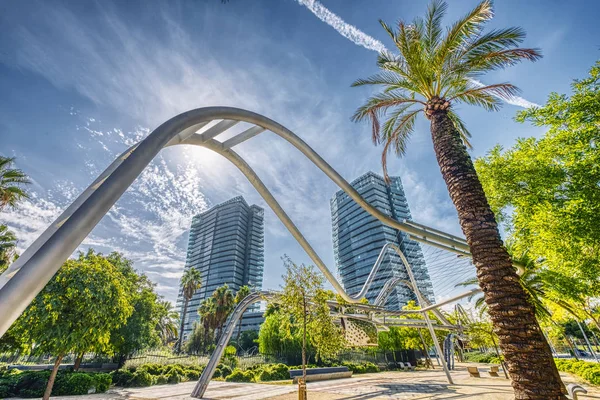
[{"xmin": 1, "ymin": 0, "xmax": 598, "ymax": 304}]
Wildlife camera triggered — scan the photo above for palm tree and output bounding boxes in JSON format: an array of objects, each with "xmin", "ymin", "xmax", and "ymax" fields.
[
  {"xmin": 352, "ymin": 1, "xmax": 564, "ymax": 397},
  {"xmin": 177, "ymin": 268, "xmax": 202, "ymax": 353},
  {"xmin": 212, "ymin": 284, "xmax": 235, "ymax": 342},
  {"xmin": 0, "ymin": 225, "xmax": 17, "ymax": 272},
  {"xmin": 0, "ymin": 157, "xmax": 30, "ymax": 212},
  {"xmin": 156, "ymin": 300, "xmax": 180, "ymax": 346},
  {"xmin": 199, "ymin": 296, "xmax": 217, "ymax": 349},
  {"xmin": 234, "ymin": 285, "xmax": 251, "ymax": 348}
]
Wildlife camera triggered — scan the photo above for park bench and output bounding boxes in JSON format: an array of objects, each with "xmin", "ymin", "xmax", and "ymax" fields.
[
  {"xmin": 399, "ymin": 362, "xmax": 416, "ymax": 371},
  {"xmin": 289, "ymin": 366, "xmax": 352, "ymax": 383},
  {"xmin": 567, "ymin": 383, "xmax": 587, "ymax": 400},
  {"xmin": 467, "ymin": 366, "xmax": 480, "ymax": 377},
  {"xmin": 488, "ymin": 365, "xmax": 500, "ymax": 377}
]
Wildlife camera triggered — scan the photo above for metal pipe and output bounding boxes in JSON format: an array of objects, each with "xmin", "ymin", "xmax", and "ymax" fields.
[{"xmin": 576, "ymin": 320, "xmax": 599, "ymax": 362}]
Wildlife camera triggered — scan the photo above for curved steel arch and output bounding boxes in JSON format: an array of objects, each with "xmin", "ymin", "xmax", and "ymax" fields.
[{"xmin": 0, "ymin": 106, "xmax": 480, "ymax": 342}]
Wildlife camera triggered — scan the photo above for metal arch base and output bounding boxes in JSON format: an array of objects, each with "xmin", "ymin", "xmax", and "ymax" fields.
[{"xmin": 0, "ymin": 106, "xmax": 492, "ymax": 390}]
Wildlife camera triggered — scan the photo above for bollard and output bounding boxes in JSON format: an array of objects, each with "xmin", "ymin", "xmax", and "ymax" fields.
[{"xmin": 298, "ymin": 377, "xmax": 307, "ymax": 400}]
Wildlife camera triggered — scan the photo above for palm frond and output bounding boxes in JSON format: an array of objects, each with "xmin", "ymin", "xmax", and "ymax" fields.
[
  {"xmin": 435, "ymin": 0, "xmax": 493, "ymax": 68},
  {"xmin": 380, "ymin": 109, "xmax": 421, "ymax": 181},
  {"xmin": 446, "ymin": 110, "xmax": 473, "ymax": 149},
  {"xmin": 424, "ymin": 0, "xmax": 447, "ymax": 52},
  {"xmin": 465, "ymin": 48, "xmax": 542, "ymax": 74}
]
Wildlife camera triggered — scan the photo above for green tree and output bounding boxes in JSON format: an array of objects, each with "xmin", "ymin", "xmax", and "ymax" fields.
[
  {"xmin": 177, "ymin": 267, "xmax": 202, "ymax": 352},
  {"xmin": 277, "ymin": 258, "xmax": 345, "ymax": 382},
  {"xmin": 234, "ymin": 285, "xmax": 252, "ymax": 348},
  {"xmin": 476, "ymin": 60, "xmax": 600, "ymax": 332},
  {"xmin": 258, "ymin": 305, "xmax": 304, "ymax": 365},
  {"xmin": 199, "ymin": 296, "xmax": 217, "ymax": 350},
  {"xmin": 14, "ymin": 252, "xmax": 133, "ymax": 400},
  {"xmin": 156, "ymin": 300, "xmax": 179, "ymax": 346},
  {"xmin": 212, "ymin": 284, "xmax": 235, "ymax": 342},
  {"xmin": 0, "ymin": 224, "xmax": 17, "ymax": 271},
  {"xmin": 351, "ymin": 1, "xmax": 562, "ymax": 396},
  {"xmin": 0, "ymin": 156, "xmax": 30, "ymax": 212}
]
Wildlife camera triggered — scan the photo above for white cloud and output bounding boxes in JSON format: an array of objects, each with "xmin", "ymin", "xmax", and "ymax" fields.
[{"xmin": 295, "ymin": 0, "xmax": 387, "ymax": 53}]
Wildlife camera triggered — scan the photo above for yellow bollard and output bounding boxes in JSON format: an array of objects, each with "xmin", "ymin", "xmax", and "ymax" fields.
[{"xmin": 298, "ymin": 377, "xmax": 307, "ymax": 400}]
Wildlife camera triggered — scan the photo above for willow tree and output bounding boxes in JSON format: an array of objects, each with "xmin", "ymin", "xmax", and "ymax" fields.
[{"xmin": 352, "ymin": 1, "xmax": 564, "ymax": 397}]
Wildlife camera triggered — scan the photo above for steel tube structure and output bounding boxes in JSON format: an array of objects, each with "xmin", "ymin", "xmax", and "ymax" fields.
[{"xmin": 0, "ymin": 106, "xmax": 486, "ymax": 346}]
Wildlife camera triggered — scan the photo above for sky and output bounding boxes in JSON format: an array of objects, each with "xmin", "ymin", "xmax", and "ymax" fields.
[{"xmin": 1, "ymin": 0, "xmax": 599, "ymax": 305}]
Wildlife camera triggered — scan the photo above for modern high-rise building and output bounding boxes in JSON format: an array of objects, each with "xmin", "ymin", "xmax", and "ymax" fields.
[
  {"xmin": 330, "ymin": 171, "xmax": 434, "ymax": 310},
  {"xmin": 177, "ymin": 196, "xmax": 265, "ymax": 338}
]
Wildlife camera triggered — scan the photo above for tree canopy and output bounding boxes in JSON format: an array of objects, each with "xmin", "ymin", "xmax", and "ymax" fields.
[{"xmin": 475, "ymin": 60, "xmax": 600, "ymax": 326}]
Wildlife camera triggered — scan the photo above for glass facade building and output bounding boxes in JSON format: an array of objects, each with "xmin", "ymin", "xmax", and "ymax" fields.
[
  {"xmin": 177, "ymin": 196, "xmax": 264, "ymax": 337},
  {"xmin": 330, "ymin": 171, "xmax": 434, "ymax": 310}
]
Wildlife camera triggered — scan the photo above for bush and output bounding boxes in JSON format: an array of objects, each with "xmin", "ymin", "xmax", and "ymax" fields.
[
  {"xmin": 111, "ymin": 369, "xmax": 134, "ymax": 386},
  {"xmin": 166, "ymin": 371, "xmax": 181, "ymax": 384},
  {"xmin": 219, "ymin": 365, "xmax": 232, "ymax": 378},
  {"xmin": 225, "ymin": 369, "xmax": 256, "ymax": 382},
  {"xmin": 65, "ymin": 373, "xmax": 95, "ymax": 395},
  {"xmin": 139, "ymin": 363, "xmax": 164, "ymax": 376},
  {"xmin": 156, "ymin": 375, "xmax": 169, "ymax": 385},
  {"xmin": 464, "ymin": 352, "xmax": 501, "ymax": 364},
  {"xmin": 129, "ymin": 370, "xmax": 156, "ymax": 387},
  {"xmin": 94, "ymin": 373, "xmax": 112, "ymax": 392},
  {"xmin": 257, "ymin": 364, "xmax": 290, "ymax": 381},
  {"xmin": 555, "ymin": 359, "xmax": 600, "ymax": 385},
  {"xmin": 184, "ymin": 369, "xmax": 200, "ymax": 380}
]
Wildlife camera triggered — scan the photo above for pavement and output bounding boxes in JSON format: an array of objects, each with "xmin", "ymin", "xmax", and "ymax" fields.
[{"xmin": 14, "ymin": 363, "xmax": 600, "ymax": 400}]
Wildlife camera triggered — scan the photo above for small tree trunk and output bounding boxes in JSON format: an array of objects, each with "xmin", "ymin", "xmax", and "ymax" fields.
[
  {"xmin": 302, "ymin": 295, "xmax": 307, "ymax": 383},
  {"xmin": 177, "ymin": 298, "xmax": 189, "ymax": 353},
  {"xmin": 74, "ymin": 352, "xmax": 83, "ymax": 371},
  {"xmin": 43, "ymin": 353, "xmax": 64, "ymax": 400},
  {"xmin": 429, "ymin": 110, "xmax": 566, "ymax": 399},
  {"xmin": 117, "ymin": 353, "xmax": 127, "ymax": 369},
  {"xmin": 418, "ymin": 330, "xmax": 434, "ymax": 369}
]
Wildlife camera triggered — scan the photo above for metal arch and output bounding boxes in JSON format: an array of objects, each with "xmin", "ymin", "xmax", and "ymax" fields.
[
  {"xmin": 191, "ymin": 291, "xmax": 275, "ymax": 398},
  {"xmin": 0, "ymin": 106, "xmax": 495, "ymax": 339}
]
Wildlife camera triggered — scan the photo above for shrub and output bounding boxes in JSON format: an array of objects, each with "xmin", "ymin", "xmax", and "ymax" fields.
[
  {"xmin": 93, "ymin": 373, "xmax": 112, "ymax": 392},
  {"xmin": 156, "ymin": 375, "xmax": 169, "ymax": 385},
  {"xmin": 66, "ymin": 373, "xmax": 95, "ymax": 395},
  {"xmin": 129, "ymin": 370, "xmax": 156, "ymax": 387},
  {"xmin": 166, "ymin": 371, "xmax": 181, "ymax": 384},
  {"xmin": 555, "ymin": 359, "xmax": 600, "ymax": 385},
  {"xmin": 257, "ymin": 364, "xmax": 290, "ymax": 381},
  {"xmin": 219, "ymin": 365, "xmax": 233, "ymax": 378},
  {"xmin": 139, "ymin": 363, "xmax": 164, "ymax": 376},
  {"xmin": 111, "ymin": 369, "xmax": 134, "ymax": 387},
  {"xmin": 225, "ymin": 369, "xmax": 256, "ymax": 382},
  {"xmin": 184, "ymin": 369, "xmax": 200, "ymax": 380}
]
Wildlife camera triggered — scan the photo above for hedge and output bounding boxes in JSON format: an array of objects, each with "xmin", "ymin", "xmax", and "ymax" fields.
[
  {"xmin": 0, "ymin": 368, "xmax": 112, "ymax": 398},
  {"xmin": 111, "ymin": 363, "xmax": 205, "ymax": 388},
  {"xmin": 554, "ymin": 359, "xmax": 600, "ymax": 386},
  {"xmin": 463, "ymin": 351, "xmax": 502, "ymax": 364}
]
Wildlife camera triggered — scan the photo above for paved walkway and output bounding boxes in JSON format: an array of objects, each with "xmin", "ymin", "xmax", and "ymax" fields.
[{"xmin": 19, "ymin": 364, "xmax": 600, "ymax": 400}]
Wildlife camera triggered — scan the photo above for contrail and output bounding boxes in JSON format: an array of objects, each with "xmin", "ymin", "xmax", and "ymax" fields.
[
  {"xmin": 295, "ymin": 0, "xmax": 386, "ymax": 53},
  {"xmin": 296, "ymin": 0, "xmax": 538, "ymax": 108}
]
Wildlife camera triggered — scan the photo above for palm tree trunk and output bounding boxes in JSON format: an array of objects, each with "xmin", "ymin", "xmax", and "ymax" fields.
[
  {"xmin": 429, "ymin": 111, "xmax": 566, "ymax": 399},
  {"xmin": 177, "ymin": 299, "xmax": 189, "ymax": 353},
  {"xmin": 43, "ymin": 353, "xmax": 64, "ymax": 400}
]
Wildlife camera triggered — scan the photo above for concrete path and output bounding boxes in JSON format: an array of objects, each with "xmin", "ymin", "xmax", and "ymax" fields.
[{"xmin": 16, "ymin": 363, "xmax": 600, "ymax": 400}]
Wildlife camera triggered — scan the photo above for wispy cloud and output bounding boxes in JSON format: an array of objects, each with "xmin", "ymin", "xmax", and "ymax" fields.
[
  {"xmin": 295, "ymin": 0, "xmax": 386, "ymax": 52},
  {"xmin": 295, "ymin": 0, "xmax": 538, "ymax": 109}
]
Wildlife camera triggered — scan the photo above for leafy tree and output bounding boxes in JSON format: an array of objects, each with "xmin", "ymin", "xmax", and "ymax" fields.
[
  {"xmin": 185, "ymin": 321, "xmax": 212, "ymax": 354},
  {"xmin": 0, "ymin": 224, "xmax": 17, "ymax": 271},
  {"xmin": 476, "ymin": 60, "xmax": 600, "ymax": 332},
  {"xmin": 277, "ymin": 258, "xmax": 345, "ymax": 381},
  {"xmin": 177, "ymin": 268, "xmax": 202, "ymax": 352},
  {"xmin": 351, "ymin": 1, "xmax": 562, "ymax": 396},
  {"xmin": 237, "ymin": 330, "xmax": 259, "ymax": 353},
  {"xmin": 0, "ymin": 156, "xmax": 30, "ymax": 212},
  {"xmin": 258, "ymin": 305, "xmax": 305, "ymax": 365},
  {"xmin": 13, "ymin": 252, "xmax": 133, "ymax": 400}
]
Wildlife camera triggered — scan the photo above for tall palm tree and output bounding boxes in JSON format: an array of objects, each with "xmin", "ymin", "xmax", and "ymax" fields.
[
  {"xmin": 212, "ymin": 284, "xmax": 234, "ymax": 342},
  {"xmin": 0, "ymin": 156, "xmax": 30, "ymax": 212},
  {"xmin": 234, "ymin": 285, "xmax": 251, "ymax": 347},
  {"xmin": 199, "ymin": 296, "xmax": 217, "ymax": 349},
  {"xmin": 352, "ymin": 1, "xmax": 564, "ymax": 397},
  {"xmin": 177, "ymin": 268, "xmax": 202, "ymax": 353},
  {"xmin": 0, "ymin": 225, "xmax": 17, "ymax": 272}
]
